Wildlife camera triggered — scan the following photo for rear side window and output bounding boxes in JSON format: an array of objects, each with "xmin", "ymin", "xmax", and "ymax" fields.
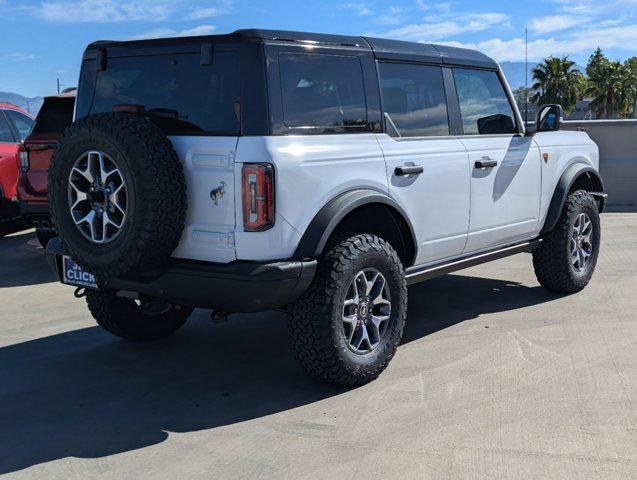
[
  {"xmin": 90, "ymin": 52, "xmax": 240, "ymax": 135},
  {"xmin": 31, "ymin": 98, "xmax": 75, "ymax": 135},
  {"xmin": 5, "ymin": 110, "xmax": 34, "ymax": 141},
  {"xmin": 453, "ymin": 68, "xmax": 517, "ymax": 135},
  {"xmin": 0, "ymin": 113, "xmax": 14, "ymax": 142},
  {"xmin": 279, "ymin": 52, "xmax": 367, "ymax": 128},
  {"xmin": 378, "ymin": 62, "xmax": 449, "ymax": 137}
]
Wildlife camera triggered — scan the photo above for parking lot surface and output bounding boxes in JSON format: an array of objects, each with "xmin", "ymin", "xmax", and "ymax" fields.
[{"xmin": 0, "ymin": 214, "xmax": 635, "ymax": 479}]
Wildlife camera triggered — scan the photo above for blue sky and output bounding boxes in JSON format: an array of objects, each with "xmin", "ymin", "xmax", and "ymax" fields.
[{"xmin": 1, "ymin": 0, "xmax": 636, "ymax": 97}]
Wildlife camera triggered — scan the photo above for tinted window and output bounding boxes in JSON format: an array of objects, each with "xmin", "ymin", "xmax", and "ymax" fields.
[
  {"xmin": 453, "ymin": 68, "xmax": 517, "ymax": 135},
  {"xmin": 279, "ymin": 52, "xmax": 367, "ymax": 128},
  {"xmin": 0, "ymin": 112, "xmax": 15, "ymax": 142},
  {"xmin": 379, "ymin": 62, "xmax": 449, "ymax": 137},
  {"xmin": 5, "ymin": 110, "xmax": 34, "ymax": 141},
  {"xmin": 31, "ymin": 98, "xmax": 75, "ymax": 135},
  {"xmin": 76, "ymin": 59, "xmax": 96, "ymax": 120},
  {"xmin": 90, "ymin": 52, "xmax": 240, "ymax": 135}
]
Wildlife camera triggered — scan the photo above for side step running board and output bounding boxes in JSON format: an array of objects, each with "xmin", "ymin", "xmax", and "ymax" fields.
[{"xmin": 405, "ymin": 239, "xmax": 542, "ymax": 285}]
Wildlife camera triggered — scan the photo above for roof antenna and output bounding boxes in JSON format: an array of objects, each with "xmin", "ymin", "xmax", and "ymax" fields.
[{"xmin": 525, "ymin": 27, "xmax": 529, "ymax": 131}]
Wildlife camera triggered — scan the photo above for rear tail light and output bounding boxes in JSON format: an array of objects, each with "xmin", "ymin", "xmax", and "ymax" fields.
[
  {"xmin": 18, "ymin": 144, "xmax": 29, "ymax": 172},
  {"xmin": 242, "ymin": 163, "xmax": 274, "ymax": 231}
]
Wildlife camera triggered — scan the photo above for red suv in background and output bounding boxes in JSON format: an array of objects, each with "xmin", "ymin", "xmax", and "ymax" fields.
[
  {"xmin": 0, "ymin": 104, "xmax": 34, "ymax": 236},
  {"xmin": 18, "ymin": 91, "xmax": 76, "ymax": 246}
]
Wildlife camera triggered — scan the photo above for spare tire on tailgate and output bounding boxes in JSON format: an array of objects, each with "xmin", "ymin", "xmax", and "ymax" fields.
[{"xmin": 49, "ymin": 113, "xmax": 186, "ymax": 277}]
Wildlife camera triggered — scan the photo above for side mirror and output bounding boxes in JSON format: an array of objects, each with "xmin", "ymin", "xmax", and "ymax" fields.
[{"xmin": 535, "ymin": 104, "xmax": 563, "ymax": 132}]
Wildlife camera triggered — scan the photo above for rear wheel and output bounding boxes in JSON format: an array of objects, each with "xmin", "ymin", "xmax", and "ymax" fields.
[
  {"xmin": 86, "ymin": 289, "xmax": 192, "ymax": 341},
  {"xmin": 533, "ymin": 190, "xmax": 601, "ymax": 293},
  {"xmin": 289, "ymin": 234, "xmax": 407, "ymax": 387}
]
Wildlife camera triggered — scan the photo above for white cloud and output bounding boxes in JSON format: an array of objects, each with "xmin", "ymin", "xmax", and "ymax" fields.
[
  {"xmin": 129, "ymin": 25, "xmax": 216, "ymax": 40},
  {"xmin": 340, "ymin": 3, "xmax": 373, "ymax": 16},
  {"xmin": 179, "ymin": 25, "xmax": 216, "ymax": 36},
  {"xmin": 370, "ymin": 5, "xmax": 410, "ymax": 26},
  {"xmin": 32, "ymin": 0, "xmax": 228, "ymax": 23},
  {"xmin": 528, "ymin": 15, "xmax": 588, "ymax": 34},
  {"xmin": 438, "ymin": 23, "xmax": 637, "ymax": 61},
  {"xmin": 186, "ymin": 7, "xmax": 221, "ymax": 20},
  {"xmin": 380, "ymin": 13, "xmax": 510, "ymax": 41},
  {"xmin": 7, "ymin": 52, "xmax": 38, "ymax": 61},
  {"xmin": 38, "ymin": 0, "xmax": 174, "ymax": 22}
]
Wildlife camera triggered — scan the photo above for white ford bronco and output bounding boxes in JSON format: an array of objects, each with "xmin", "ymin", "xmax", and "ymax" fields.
[{"xmin": 46, "ymin": 29, "xmax": 606, "ymax": 386}]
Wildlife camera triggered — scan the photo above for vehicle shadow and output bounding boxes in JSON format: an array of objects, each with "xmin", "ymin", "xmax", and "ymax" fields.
[
  {"xmin": 490, "ymin": 135, "xmax": 533, "ymax": 202},
  {"xmin": 0, "ymin": 230, "xmax": 57, "ymax": 288},
  {"xmin": 0, "ymin": 273, "xmax": 556, "ymax": 474}
]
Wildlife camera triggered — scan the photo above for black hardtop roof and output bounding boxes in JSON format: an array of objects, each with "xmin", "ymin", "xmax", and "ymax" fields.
[{"xmin": 86, "ymin": 28, "xmax": 497, "ymax": 69}]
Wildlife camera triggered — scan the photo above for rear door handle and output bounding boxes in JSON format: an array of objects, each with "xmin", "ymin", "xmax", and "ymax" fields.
[
  {"xmin": 474, "ymin": 158, "xmax": 498, "ymax": 169},
  {"xmin": 395, "ymin": 165, "xmax": 424, "ymax": 176}
]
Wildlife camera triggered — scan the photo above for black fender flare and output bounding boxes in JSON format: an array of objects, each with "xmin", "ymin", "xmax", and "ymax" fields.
[
  {"xmin": 293, "ymin": 189, "xmax": 418, "ymax": 262},
  {"xmin": 541, "ymin": 163, "xmax": 604, "ymax": 234}
]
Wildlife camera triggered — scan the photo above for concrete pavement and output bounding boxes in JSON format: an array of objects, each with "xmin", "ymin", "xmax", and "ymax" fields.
[{"xmin": 0, "ymin": 214, "xmax": 635, "ymax": 479}]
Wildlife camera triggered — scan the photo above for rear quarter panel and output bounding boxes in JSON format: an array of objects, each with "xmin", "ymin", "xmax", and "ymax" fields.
[
  {"xmin": 532, "ymin": 130, "xmax": 599, "ymax": 232},
  {"xmin": 234, "ymin": 134, "xmax": 388, "ymax": 261}
]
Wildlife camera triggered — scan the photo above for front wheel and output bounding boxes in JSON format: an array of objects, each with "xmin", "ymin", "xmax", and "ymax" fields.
[
  {"xmin": 289, "ymin": 234, "xmax": 407, "ymax": 387},
  {"xmin": 86, "ymin": 290, "xmax": 192, "ymax": 341},
  {"xmin": 533, "ymin": 190, "xmax": 601, "ymax": 293}
]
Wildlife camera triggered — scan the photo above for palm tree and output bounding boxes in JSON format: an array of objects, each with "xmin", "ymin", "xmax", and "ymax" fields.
[
  {"xmin": 531, "ymin": 56, "xmax": 583, "ymax": 113},
  {"xmin": 624, "ymin": 57, "xmax": 637, "ymax": 118},
  {"xmin": 587, "ymin": 61, "xmax": 635, "ymax": 118}
]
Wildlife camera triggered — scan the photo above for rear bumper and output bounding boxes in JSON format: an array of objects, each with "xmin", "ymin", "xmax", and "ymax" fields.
[
  {"xmin": 19, "ymin": 200, "xmax": 50, "ymax": 222},
  {"xmin": 46, "ymin": 238, "xmax": 317, "ymax": 312}
]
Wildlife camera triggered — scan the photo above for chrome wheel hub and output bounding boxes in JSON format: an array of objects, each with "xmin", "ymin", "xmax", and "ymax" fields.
[
  {"xmin": 342, "ymin": 269, "xmax": 391, "ymax": 354},
  {"xmin": 570, "ymin": 212, "xmax": 593, "ymax": 272},
  {"xmin": 68, "ymin": 151, "xmax": 128, "ymax": 244}
]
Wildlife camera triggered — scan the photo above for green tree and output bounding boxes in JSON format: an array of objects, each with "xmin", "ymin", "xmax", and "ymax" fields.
[
  {"xmin": 625, "ymin": 57, "xmax": 637, "ymax": 118},
  {"xmin": 626, "ymin": 56, "xmax": 637, "ymax": 76},
  {"xmin": 512, "ymin": 86, "xmax": 533, "ymax": 105},
  {"xmin": 586, "ymin": 48, "xmax": 609, "ymax": 117},
  {"xmin": 587, "ymin": 60, "xmax": 635, "ymax": 118},
  {"xmin": 531, "ymin": 56, "xmax": 583, "ymax": 113},
  {"xmin": 586, "ymin": 47, "xmax": 609, "ymax": 80}
]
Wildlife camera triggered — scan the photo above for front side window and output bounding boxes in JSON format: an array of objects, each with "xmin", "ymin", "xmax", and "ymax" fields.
[
  {"xmin": 279, "ymin": 52, "xmax": 367, "ymax": 128},
  {"xmin": 0, "ymin": 112, "xmax": 15, "ymax": 142},
  {"xmin": 378, "ymin": 62, "xmax": 449, "ymax": 137},
  {"xmin": 453, "ymin": 68, "xmax": 517, "ymax": 135},
  {"xmin": 90, "ymin": 52, "xmax": 240, "ymax": 135},
  {"xmin": 5, "ymin": 110, "xmax": 34, "ymax": 141}
]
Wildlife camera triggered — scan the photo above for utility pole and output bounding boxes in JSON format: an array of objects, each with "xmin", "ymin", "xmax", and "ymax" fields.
[
  {"xmin": 57, "ymin": 78, "xmax": 60, "ymax": 94},
  {"xmin": 525, "ymin": 28, "xmax": 529, "ymax": 127}
]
